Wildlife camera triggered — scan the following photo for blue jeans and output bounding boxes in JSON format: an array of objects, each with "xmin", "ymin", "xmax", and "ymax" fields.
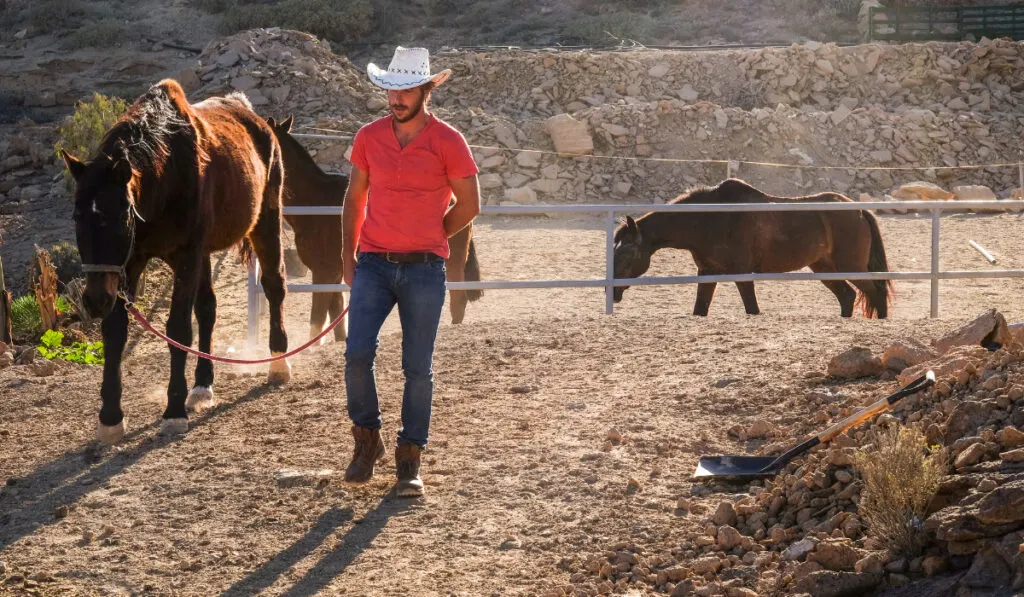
[{"xmin": 345, "ymin": 252, "xmax": 446, "ymax": 448}]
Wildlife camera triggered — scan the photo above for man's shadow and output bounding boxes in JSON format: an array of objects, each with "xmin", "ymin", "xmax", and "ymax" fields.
[
  {"xmin": 0, "ymin": 382, "xmax": 276, "ymax": 551},
  {"xmin": 222, "ymin": 496, "xmax": 414, "ymax": 597}
]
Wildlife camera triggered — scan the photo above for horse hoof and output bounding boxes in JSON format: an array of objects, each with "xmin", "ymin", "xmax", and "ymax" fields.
[
  {"xmin": 96, "ymin": 420, "xmax": 126, "ymax": 445},
  {"xmin": 268, "ymin": 353, "xmax": 292, "ymax": 384},
  {"xmin": 186, "ymin": 386, "xmax": 216, "ymax": 412},
  {"xmin": 159, "ymin": 418, "xmax": 189, "ymax": 436}
]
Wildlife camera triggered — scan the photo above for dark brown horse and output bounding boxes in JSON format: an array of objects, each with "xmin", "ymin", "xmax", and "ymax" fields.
[
  {"xmin": 266, "ymin": 116, "xmax": 482, "ymax": 340},
  {"xmin": 613, "ymin": 178, "xmax": 892, "ymax": 318},
  {"xmin": 62, "ymin": 79, "xmax": 291, "ymax": 444}
]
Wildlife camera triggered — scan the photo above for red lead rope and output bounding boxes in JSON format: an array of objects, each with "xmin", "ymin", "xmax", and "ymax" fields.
[{"xmin": 126, "ymin": 303, "xmax": 349, "ymax": 365}]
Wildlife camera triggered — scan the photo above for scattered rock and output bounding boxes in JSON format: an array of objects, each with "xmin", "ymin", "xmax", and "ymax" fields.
[
  {"xmin": 934, "ymin": 309, "xmax": 1010, "ymax": 354},
  {"xmin": 828, "ymin": 346, "xmax": 882, "ymax": 379},
  {"xmin": 543, "ymin": 114, "xmax": 593, "ymax": 156},
  {"xmin": 808, "ymin": 539, "xmax": 862, "ymax": 572},
  {"xmin": 882, "ymin": 338, "xmax": 938, "ymax": 372},
  {"xmin": 274, "ymin": 469, "xmax": 333, "ymax": 489},
  {"xmin": 783, "ymin": 537, "xmax": 819, "ymax": 561},
  {"xmin": 964, "ymin": 547, "xmax": 1011, "ymax": 588},
  {"xmin": 713, "ymin": 501, "xmax": 738, "ymax": 527},
  {"xmin": 717, "ymin": 525, "xmax": 743, "ymax": 550},
  {"xmin": 793, "ymin": 571, "xmax": 882, "ymax": 597}
]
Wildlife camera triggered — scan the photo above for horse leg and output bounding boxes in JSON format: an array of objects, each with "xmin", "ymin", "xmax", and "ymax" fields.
[
  {"xmin": 187, "ymin": 256, "xmax": 217, "ymax": 413},
  {"xmin": 693, "ymin": 281, "xmax": 717, "ymax": 316},
  {"xmin": 251, "ymin": 209, "xmax": 291, "ymax": 383},
  {"xmin": 446, "ymin": 224, "xmax": 472, "ymax": 325},
  {"xmin": 162, "ymin": 253, "xmax": 202, "ymax": 436},
  {"xmin": 820, "ymin": 281, "xmax": 857, "ymax": 318},
  {"xmin": 735, "ymin": 282, "xmax": 760, "ymax": 315},
  {"xmin": 811, "ymin": 260, "xmax": 857, "ymax": 318},
  {"xmin": 95, "ymin": 258, "xmax": 146, "ymax": 445},
  {"xmin": 309, "ymin": 268, "xmax": 331, "ymax": 345}
]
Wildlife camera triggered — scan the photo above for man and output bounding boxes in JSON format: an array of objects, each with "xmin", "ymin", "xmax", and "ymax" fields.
[{"xmin": 342, "ymin": 46, "xmax": 481, "ymax": 497}]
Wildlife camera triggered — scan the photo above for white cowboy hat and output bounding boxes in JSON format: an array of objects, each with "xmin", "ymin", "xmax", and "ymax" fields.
[{"xmin": 366, "ymin": 46, "xmax": 452, "ymax": 90}]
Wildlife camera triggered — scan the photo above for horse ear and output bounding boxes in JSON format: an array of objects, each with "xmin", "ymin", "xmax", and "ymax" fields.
[
  {"xmin": 267, "ymin": 117, "xmax": 277, "ymax": 128},
  {"xmin": 61, "ymin": 150, "xmax": 86, "ymax": 182},
  {"xmin": 625, "ymin": 215, "xmax": 639, "ymax": 235},
  {"xmin": 282, "ymin": 115, "xmax": 294, "ymax": 132}
]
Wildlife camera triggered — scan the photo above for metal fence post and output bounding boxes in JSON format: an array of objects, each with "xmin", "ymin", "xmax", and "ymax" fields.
[
  {"xmin": 931, "ymin": 208, "xmax": 941, "ymax": 318},
  {"xmin": 247, "ymin": 257, "xmax": 260, "ymax": 345},
  {"xmin": 605, "ymin": 208, "xmax": 616, "ymax": 315}
]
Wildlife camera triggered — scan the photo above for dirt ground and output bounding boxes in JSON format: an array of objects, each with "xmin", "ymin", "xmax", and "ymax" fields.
[{"xmin": 2, "ymin": 211, "xmax": 1024, "ymax": 596}]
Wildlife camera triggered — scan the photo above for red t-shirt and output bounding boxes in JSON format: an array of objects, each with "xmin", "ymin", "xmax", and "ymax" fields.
[{"xmin": 348, "ymin": 114, "xmax": 479, "ymax": 259}]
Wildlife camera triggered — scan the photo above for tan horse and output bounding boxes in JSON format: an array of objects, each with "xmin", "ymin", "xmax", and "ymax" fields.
[
  {"xmin": 613, "ymin": 178, "xmax": 892, "ymax": 318},
  {"xmin": 267, "ymin": 116, "xmax": 482, "ymax": 341}
]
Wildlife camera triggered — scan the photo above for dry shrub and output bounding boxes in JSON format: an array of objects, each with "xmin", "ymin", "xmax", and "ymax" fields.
[
  {"xmin": 855, "ymin": 425, "xmax": 947, "ymax": 556},
  {"xmin": 217, "ymin": 0, "xmax": 375, "ymax": 44}
]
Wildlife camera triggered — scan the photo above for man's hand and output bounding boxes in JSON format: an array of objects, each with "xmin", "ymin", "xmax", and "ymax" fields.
[
  {"xmin": 342, "ymin": 166, "xmax": 370, "ymax": 288},
  {"xmin": 444, "ymin": 175, "xmax": 481, "ymax": 238}
]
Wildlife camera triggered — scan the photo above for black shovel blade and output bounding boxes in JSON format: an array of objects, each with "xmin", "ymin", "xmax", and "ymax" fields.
[{"xmin": 692, "ymin": 455, "xmax": 784, "ymax": 481}]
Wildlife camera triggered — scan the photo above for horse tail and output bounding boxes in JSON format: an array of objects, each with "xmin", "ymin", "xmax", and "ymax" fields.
[
  {"xmin": 464, "ymin": 238, "xmax": 483, "ymax": 302},
  {"xmin": 856, "ymin": 210, "xmax": 893, "ymax": 318}
]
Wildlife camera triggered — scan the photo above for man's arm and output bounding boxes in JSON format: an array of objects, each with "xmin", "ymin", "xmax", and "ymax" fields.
[
  {"xmin": 342, "ymin": 166, "xmax": 370, "ymax": 286},
  {"xmin": 444, "ymin": 174, "xmax": 481, "ymax": 238}
]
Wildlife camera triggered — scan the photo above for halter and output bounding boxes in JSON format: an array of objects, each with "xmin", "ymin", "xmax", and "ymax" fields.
[{"xmin": 80, "ymin": 204, "xmax": 141, "ymax": 295}]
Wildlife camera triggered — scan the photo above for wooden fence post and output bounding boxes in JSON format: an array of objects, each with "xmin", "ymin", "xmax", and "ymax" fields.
[{"xmin": 0, "ymin": 256, "xmax": 11, "ymax": 344}]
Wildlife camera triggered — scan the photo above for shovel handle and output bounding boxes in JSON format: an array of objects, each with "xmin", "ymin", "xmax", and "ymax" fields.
[{"xmin": 818, "ymin": 370, "xmax": 935, "ymax": 443}]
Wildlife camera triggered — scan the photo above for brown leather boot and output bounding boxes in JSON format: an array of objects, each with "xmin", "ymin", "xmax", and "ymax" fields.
[
  {"xmin": 344, "ymin": 426, "xmax": 385, "ymax": 483},
  {"xmin": 395, "ymin": 443, "xmax": 424, "ymax": 497}
]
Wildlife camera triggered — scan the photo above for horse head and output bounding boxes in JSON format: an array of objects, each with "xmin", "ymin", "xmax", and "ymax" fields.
[
  {"xmin": 612, "ymin": 215, "xmax": 652, "ymax": 302},
  {"xmin": 62, "ymin": 149, "xmax": 140, "ymax": 318}
]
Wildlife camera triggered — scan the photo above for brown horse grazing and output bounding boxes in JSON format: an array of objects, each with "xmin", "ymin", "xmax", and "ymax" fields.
[
  {"xmin": 266, "ymin": 115, "xmax": 483, "ymax": 339},
  {"xmin": 613, "ymin": 178, "xmax": 892, "ymax": 318},
  {"xmin": 61, "ymin": 79, "xmax": 291, "ymax": 444}
]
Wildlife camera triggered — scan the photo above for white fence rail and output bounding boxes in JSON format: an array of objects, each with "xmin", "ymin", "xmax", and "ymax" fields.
[{"xmin": 245, "ymin": 200, "xmax": 1024, "ymax": 344}]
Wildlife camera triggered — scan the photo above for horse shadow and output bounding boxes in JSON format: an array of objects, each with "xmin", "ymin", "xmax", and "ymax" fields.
[
  {"xmin": 221, "ymin": 496, "xmax": 412, "ymax": 597},
  {"xmin": 0, "ymin": 382, "xmax": 276, "ymax": 552}
]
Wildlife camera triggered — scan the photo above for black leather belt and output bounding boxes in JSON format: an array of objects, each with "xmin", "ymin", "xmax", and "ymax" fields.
[{"xmin": 371, "ymin": 251, "xmax": 443, "ymax": 264}]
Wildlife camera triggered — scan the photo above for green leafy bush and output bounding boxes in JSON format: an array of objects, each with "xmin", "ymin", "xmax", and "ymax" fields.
[
  {"xmin": 37, "ymin": 329, "xmax": 103, "ymax": 364},
  {"xmin": 54, "ymin": 93, "xmax": 130, "ymax": 180}
]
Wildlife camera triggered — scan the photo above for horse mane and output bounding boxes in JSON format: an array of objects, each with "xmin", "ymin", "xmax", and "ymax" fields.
[{"xmin": 97, "ymin": 79, "xmax": 197, "ymax": 183}]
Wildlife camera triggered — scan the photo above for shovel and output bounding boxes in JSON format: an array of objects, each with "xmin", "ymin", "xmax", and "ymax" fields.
[{"xmin": 693, "ymin": 370, "xmax": 935, "ymax": 481}]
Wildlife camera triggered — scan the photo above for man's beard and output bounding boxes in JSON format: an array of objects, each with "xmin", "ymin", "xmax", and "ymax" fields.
[{"xmin": 391, "ymin": 93, "xmax": 425, "ymax": 123}]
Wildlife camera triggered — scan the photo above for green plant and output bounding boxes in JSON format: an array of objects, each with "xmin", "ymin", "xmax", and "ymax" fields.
[
  {"xmin": 11, "ymin": 295, "xmax": 42, "ymax": 337},
  {"xmin": 37, "ymin": 329, "xmax": 103, "ymax": 364},
  {"xmin": 855, "ymin": 425, "xmax": 947, "ymax": 556},
  {"xmin": 54, "ymin": 92, "xmax": 130, "ymax": 181}
]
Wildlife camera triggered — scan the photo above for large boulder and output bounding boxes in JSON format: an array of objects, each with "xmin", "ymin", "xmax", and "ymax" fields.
[
  {"xmin": 828, "ymin": 347, "xmax": 883, "ymax": 379},
  {"xmin": 934, "ymin": 309, "xmax": 1011, "ymax": 354},
  {"xmin": 544, "ymin": 114, "xmax": 593, "ymax": 156}
]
